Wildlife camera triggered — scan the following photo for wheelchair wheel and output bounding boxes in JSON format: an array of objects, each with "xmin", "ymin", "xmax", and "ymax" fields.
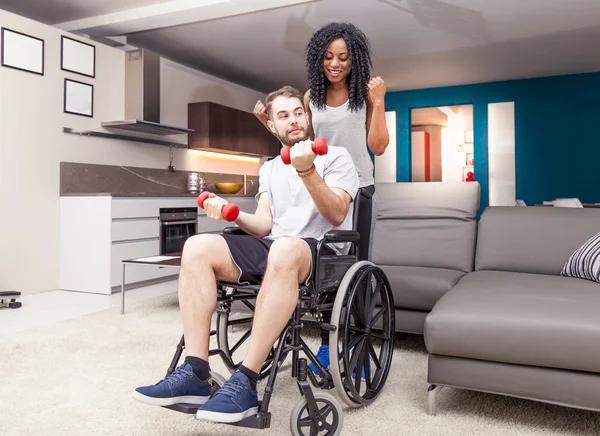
[
  {"xmin": 216, "ymin": 308, "xmax": 276, "ymax": 378},
  {"xmin": 209, "ymin": 371, "xmax": 227, "ymax": 393},
  {"xmin": 289, "ymin": 392, "xmax": 343, "ymax": 436},
  {"xmin": 329, "ymin": 261, "xmax": 395, "ymax": 408}
]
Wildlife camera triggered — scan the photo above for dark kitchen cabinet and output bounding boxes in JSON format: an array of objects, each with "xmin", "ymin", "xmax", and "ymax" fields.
[{"xmin": 188, "ymin": 101, "xmax": 281, "ymax": 157}]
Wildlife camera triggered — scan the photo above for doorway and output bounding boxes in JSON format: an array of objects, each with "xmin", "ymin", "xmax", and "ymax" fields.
[{"xmin": 410, "ymin": 105, "xmax": 474, "ymax": 182}]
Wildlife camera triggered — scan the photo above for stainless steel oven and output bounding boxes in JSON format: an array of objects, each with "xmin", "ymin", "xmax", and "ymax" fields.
[{"xmin": 159, "ymin": 207, "xmax": 197, "ymax": 254}]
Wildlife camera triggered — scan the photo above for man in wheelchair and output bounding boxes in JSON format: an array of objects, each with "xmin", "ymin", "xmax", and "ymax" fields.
[{"xmin": 133, "ymin": 85, "xmax": 359, "ymax": 424}]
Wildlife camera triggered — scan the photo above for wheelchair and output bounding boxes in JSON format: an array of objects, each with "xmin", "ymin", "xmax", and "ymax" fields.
[{"xmin": 163, "ymin": 188, "xmax": 396, "ymax": 435}]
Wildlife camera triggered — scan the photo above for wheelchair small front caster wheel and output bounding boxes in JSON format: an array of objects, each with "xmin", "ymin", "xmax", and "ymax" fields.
[{"xmin": 289, "ymin": 392, "xmax": 343, "ymax": 436}]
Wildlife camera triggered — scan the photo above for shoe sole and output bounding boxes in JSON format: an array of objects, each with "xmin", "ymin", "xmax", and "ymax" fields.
[
  {"xmin": 196, "ymin": 406, "xmax": 259, "ymax": 423},
  {"xmin": 131, "ymin": 390, "xmax": 210, "ymax": 407}
]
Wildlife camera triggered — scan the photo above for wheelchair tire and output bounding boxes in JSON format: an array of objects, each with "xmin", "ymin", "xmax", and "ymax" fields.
[
  {"xmin": 328, "ymin": 261, "xmax": 395, "ymax": 408},
  {"xmin": 216, "ymin": 309, "xmax": 276, "ymax": 379},
  {"xmin": 289, "ymin": 392, "xmax": 343, "ymax": 436}
]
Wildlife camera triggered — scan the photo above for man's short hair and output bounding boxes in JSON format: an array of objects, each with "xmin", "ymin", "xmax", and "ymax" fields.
[{"xmin": 265, "ymin": 86, "xmax": 304, "ymax": 118}]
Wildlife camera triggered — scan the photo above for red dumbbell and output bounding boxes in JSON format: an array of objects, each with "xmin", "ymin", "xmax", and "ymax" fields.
[
  {"xmin": 197, "ymin": 191, "xmax": 240, "ymax": 222},
  {"xmin": 280, "ymin": 137, "xmax": 328, "ymax": 165}
]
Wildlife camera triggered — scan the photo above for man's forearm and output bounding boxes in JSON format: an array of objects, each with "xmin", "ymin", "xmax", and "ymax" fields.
[
  {"xmin": 233, "ymin": 212, "xmax": 272, "ymax": 237},
  {"xmin": 300, "ymin": 170, "xmax": 347, "ymax": 226}
]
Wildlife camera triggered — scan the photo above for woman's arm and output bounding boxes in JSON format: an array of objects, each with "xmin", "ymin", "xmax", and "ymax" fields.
[
  {"xmin": 253, "ymin": 100, "xmax": 278, "ymax": 139},
  {"xmin": 303, "ymin": 90, "xmax": 315, "ymax": 141},
  {"xmin": 366, "ymin": 76, "xmax": 390, "ymax": 156}
]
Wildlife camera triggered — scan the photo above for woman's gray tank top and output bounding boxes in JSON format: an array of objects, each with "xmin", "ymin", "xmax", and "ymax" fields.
[{"xmin": 309, "ymin": 100, "xmax": 374, "ymax": 187}]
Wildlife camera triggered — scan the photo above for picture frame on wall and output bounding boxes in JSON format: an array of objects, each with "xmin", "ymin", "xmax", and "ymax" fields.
[
  {"xmin": 61, "ymin": 35, "xmax": 95, "ymax": 78},
  {"xmin": 1, "ymin": 27, "xmax": 45, "ymax": 75},
  {"xmin": 64, "ymin": 78, "xmax": 94, "ymax": 117}
]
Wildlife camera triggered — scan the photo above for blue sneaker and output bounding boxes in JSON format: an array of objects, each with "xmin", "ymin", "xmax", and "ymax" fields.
[
  {"xmin": 132, "ymin": 363, "xmax": 212, "ymax": 406},
  {"xmin": 308, "ymin": 345, "xmax": 330, "ymax": 375},
  {"xmin": 196, "ymin": 371, "xmax": 258, "ymax": 423}
]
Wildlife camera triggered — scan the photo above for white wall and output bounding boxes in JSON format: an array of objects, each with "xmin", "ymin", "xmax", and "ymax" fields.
[
  {"xmin": 488, "ymin": 102, "xmax": 516, "ymax": 206},
  {"xmin": 374, "ymin": 111, "xmax": 397, "ymax": 182},
  {"xmin": 0, "ymin": 9, "xmax": 267, "ymax": 295}
]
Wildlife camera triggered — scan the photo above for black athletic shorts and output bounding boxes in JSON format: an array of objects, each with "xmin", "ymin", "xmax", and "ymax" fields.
[{"xmin": 220, "ymin": 234, "xmax": 335, "ymax": 286}]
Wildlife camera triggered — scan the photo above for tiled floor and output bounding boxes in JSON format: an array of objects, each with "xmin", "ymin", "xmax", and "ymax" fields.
[{"xmin": 0, "ymin": 281, "xmax": 178, "ymax": 336}]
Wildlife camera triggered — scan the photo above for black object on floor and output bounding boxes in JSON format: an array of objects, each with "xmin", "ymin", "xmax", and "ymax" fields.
[{"xmin": 0, "ymin": 291, "xmax": 21, "ymax": 309}]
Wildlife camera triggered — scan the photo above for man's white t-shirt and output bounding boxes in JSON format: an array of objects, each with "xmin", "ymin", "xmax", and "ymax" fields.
[{"xmin": 255, "ymin": 145, "xmax": 359, "ymax": 254}]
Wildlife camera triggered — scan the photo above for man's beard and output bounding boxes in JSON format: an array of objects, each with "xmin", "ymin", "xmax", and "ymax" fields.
[{"xmin": 277, "ymin": 127, "xmax": 308, "ymax": 147}]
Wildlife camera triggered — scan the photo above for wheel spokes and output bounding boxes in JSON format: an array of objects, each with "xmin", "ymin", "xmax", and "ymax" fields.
[
  {"xmin": 331, "ymin": 263, "xmax": 396, "ymax": 408},
  {"xmin": 366, "ymin": 337, "xmax": 382, "ymax": 370},
  {"xmin": 230, "ymin": 328, "xmax": 252, "ymax": 355}
]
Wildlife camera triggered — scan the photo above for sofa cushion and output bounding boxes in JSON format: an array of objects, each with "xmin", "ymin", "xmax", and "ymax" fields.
[
  {"xmin": 425, "ymin": 270, "xmax": 600, "ymax": 374},
  {"xmin": 475, "ymin": 206, "xmax": 600, "ymax": 275},
  {"xmin": 373, "ymin": 182, "xmax": 480, "ymax": 273},
  {"xmin": 561, "ymin": 231, "xmax": 600, "ymax": 284},
  {"xmin": 380, "ymin": 265, "xmax": 465, "ymax": 311}
]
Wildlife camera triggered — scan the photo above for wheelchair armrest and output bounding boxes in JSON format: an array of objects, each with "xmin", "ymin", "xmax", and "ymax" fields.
[
  {"xmin": 323, "ymin": 230, "xmax": 360, "ymax": 242},
  {"xmin": 222, "ymin": 226, "xmax": 249, "ymax": 236},
  {"xmin": 359, "ymin": 190, "xmax": 372, "ymax": 200}
]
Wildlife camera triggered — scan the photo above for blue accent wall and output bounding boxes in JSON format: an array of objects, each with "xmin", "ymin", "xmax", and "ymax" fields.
[{"xmin": 384, "ymin": 71, "xmax": 600, "ymax": 211}]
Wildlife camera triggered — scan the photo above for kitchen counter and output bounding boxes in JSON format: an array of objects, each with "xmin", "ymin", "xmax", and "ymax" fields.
[
  {"xmin": 61, "ymin": 192, "xmax": 256, "ymax": 197},
  {"xmin": 59, "ymin": 162, "xmax": 260, "ymax": 198}
]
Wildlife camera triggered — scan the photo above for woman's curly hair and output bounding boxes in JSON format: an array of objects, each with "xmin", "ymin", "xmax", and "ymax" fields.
[{"xmin": 305, "ymin": 22, "xmax": 372, "ymax": 112}]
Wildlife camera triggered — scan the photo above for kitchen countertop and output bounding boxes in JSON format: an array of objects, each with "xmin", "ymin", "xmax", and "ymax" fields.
[{"xmin": 61, "ymin": 192, "xmax": 256, "ymax": 197}]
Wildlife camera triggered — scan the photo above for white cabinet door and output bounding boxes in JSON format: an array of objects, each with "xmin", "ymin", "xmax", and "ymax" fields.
[{"xmin": 111, "ymin": 218, "xmax": 159, "ymax": 242}]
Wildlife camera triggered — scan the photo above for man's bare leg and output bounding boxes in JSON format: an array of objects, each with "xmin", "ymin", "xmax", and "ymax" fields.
[
  {"xmin": 178, "ymin": 233, "xmax": 240, "ymax": 360},
  {"xmin": 133, "ymin": 233, "xmax": 240, "ymax": 407},
  {"xmin": 241, "ymin": 237, "xmax": 312, "ymax": 373}
]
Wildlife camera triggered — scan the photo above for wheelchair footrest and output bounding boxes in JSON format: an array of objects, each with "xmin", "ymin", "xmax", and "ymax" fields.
[
  {"xmin": 162, "ymin": 403, "xmax": 199, "ymax": 414},
  {"xmin": 162, "ymin": 401, "xmax": 272, "ymax": 429},
  {"xmin": 230, "ymin": 408, "xmax": 271, "ymax": 429}
]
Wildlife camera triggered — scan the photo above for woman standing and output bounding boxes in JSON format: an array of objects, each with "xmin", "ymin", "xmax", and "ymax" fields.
[
  {"xmin": 254, "ymin": 22, "xmax": 389, "ymax": 248},
  {"xmin": 254, "ymin": 22, "xmax": 390, "ymax": 374}
]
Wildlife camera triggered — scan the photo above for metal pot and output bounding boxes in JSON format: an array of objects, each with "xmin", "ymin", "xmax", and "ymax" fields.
[{"xmin": 187, "ymin": 173, "xmax": 205, "ymax": 193}]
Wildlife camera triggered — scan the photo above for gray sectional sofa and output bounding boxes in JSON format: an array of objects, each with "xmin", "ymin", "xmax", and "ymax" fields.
[
  {"xmin": 372, "ymin": 182, "xmax": 480, "ymax": 334},
  {"xmin": 372, "ymin": 182, "xmax": 600, "ymax": 415}
]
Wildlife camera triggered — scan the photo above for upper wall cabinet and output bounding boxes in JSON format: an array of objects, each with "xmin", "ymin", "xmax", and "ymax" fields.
[{"xmin": 188, "ymin": 101, "xmax": 280, "ymax": 157}]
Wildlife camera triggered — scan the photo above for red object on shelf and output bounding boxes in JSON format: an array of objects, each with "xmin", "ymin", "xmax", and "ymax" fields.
[{"xmin": 465, "ymin": 171, "xmax": 474, "ymax": 182}]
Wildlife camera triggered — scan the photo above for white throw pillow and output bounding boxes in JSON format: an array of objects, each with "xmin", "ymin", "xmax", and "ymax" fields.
[{"xmin": 560, "ymin": 231, "xmax": 600, "ymax": 283}]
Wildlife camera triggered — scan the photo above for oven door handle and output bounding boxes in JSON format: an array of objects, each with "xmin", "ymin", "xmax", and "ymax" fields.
[{"xmin": 161, "ymin": 220, "xmax": 197, "ymax": 226}]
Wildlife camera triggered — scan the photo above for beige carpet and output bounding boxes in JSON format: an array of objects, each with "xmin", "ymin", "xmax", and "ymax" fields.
[{"xmin": 2, "ymin": 293, "xmax": 600, "ymax": 436}]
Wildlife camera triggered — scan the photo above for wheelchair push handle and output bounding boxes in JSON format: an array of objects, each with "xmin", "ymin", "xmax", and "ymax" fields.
[
  {"xmin": 280, "ymin": 137, "xmax": 328, "ymax": 165},
  {"xmin": 197, "ymin": 191, "xmax": 240, "ymax": 222}
]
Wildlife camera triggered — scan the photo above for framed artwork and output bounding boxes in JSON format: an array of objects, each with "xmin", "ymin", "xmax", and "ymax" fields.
[
  {"xmin": 64, "ymin": 78, "xmax": 94, "ymax": 117},
  {"xmin": 1, "ymin": 27, "xmax": 44, "ymax": 75},
  {"xmin": 61, "ymin": 35, "xmax": 95, "ymax": 78}
]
